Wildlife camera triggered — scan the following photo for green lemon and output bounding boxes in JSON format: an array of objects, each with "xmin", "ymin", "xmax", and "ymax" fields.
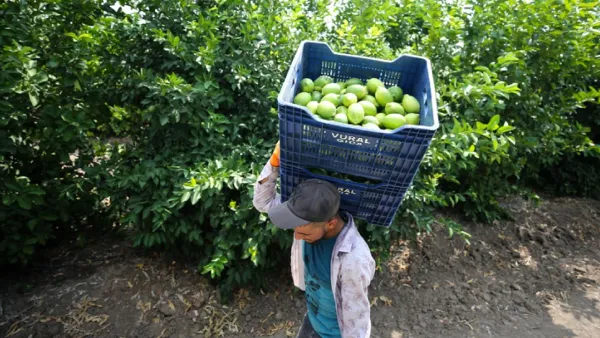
[
  {"xmin": 293, "ymin": 92, "xmax": 312, "ymax": 106},
  {"xmin": 402, "ymin": 94, "xmax": 421, "ymax": 114},
  {"xmin": 321, "ymin": 93, "xmax": 341, "ymax": 107},
  {"xmin": 364, "ymin": 95, "xmax": 380, "ymax": 109},
  {"xmin": 346, "ymin": 85, "xmax": 368, "ymax": 99},
  {"xmin": 314, "ymin": 75, "xmax": 333, "ymax": 91},
  {"xmin": 322, "ymin": 83, "xmax": 342, "ymax": 96},
  {"xmin": 334, "ymin": 113, "xmax": 348, "ymax": 124},
  {"xmin": 388, "ymin": 85, "xmax": 404, "ymax": 102},
  {"xmin": 345, "ymin": 78, "xmax": 363, "ymax": 86},
  {"xmin": 317, "ymin": 101, "xmax": 337, "ymax": 119},
  {"xmin": 405, "ymin": 113, "xmax": 420, "ymax": 125},
  {"xmin": 358, "ymin": 101, "xmax": 377, "ymax": 116},
  {"xmin": 300, "ymin": 78, "xmax": 314, "ymax": 93},
  {"xmin": 385, "ymin": 102, "xmax": 405, "ymax": 115},
  {"xmin": 336, "ymin": 106, "xmax": 348, "ymax": 115},
  {"xmin": 363, "ymin": 123, "xmax": 381, "ymax": 130},
  {"xmin": 311, "ymin": 91, "xmax": 322, "ymax": 102},
  {"xmin": 366, "ymin": 78, "xmax": 385, "ymax": 95},
  {"xmin": 347, "ymin": 103, "xmax": 365, "ymax": 125},
  {"xmin": 342, "ymin": 93, "xmax": 358, "ymax": 107},
  {"xmin": 375, "ymin": 87, "xmax": 394, "ymax": 106},
  {"xmin": 382, "ymin": 114, "xmax": 407, "ymax": 130},
  {"xmin": 362, "ymin": 116, "xmax": 380, "ymax": 126},
  {"xmin": 306, "ymin": 101, "xmax": 319, "ymax": 114}
]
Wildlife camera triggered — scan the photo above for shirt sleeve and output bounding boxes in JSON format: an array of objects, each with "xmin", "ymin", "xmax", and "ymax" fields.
[
  {"xmin": 253, "ymin": 162, "xmax": 305, "ymax": 290},
  {"xmin": 337, "ymin": 253, "xmax": 376, "ymax": 338},
  {"xmin": 252, "ymin": 161, "xmax": 282, "ymax": 213}
]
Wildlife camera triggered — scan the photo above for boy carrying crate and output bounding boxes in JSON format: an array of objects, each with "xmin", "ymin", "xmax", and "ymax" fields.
[{"xmin": 253, "ymin": 142, "xmax": 376, "ymax": 338}]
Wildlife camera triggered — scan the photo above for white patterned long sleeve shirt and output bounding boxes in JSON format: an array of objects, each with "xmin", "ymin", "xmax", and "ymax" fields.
[{"xmin": 252, "ymin": 162, "xmax": 376, "ymax": 338}]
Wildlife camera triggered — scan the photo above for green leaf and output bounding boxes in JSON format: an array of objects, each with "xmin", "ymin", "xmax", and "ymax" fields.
[
  {"xmin": 191, "ymin": 190, "xmax": 201, "ymax": 205},
  {"xmin": 497, "ymin": 52, "xmax": 519, "ymax": 65},
  {"xmin": 564, "ymin": 0, "xmax": 572, "ymax": 11},
  {"xmin": 5, "ymin": 182, "xmax": 20, "ymax": 191},
  {"xmin": 487, "ymin": 115, "xmax": 500, "ymax": 131},
  {"xmin": 482, "ymin": 72, "xmax": 491, "ymax": 84},
  {"xmin": 497, "ymin": 124, "xmax": 515, "ymax": 134},
  {"xmin": 27, "ymin": 219, "xmax": 39, "ymax": 231},
  {"xmin": 40, "ymin": 212, "xmax": 58, "ymax": 221},
  {"xmin": 29, "ymin": 187, "xmax": 46, "ymax": 195},
  {"xmin": 579, "ymin": 1, "xmax": 597, "ymax": 8},
  {"xmin": 452, "ymin": 118, "xmax": 462, "ymax": 133},
  {"xmin": 36, "ymin": 73, "xmax": 49, "ymax": 84},
  {"xmin": 181, "ymin": 191, "xmax": 191, "ymax": 203},
  {"xmin": 31, "ymin": 196, "xmax": 43, "ymax": 205},
  {"xmin": 17, "ymin": 197, "xmax": 32, "ymax": 210},
  {"xmin": 29, "ymin": 93, "xmax": 39, "ymax": 107}
]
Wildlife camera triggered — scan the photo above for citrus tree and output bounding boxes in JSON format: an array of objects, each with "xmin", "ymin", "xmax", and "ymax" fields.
[{"xmin": 1, "ymin": 0, "xmax": 598, "ymax": 296}]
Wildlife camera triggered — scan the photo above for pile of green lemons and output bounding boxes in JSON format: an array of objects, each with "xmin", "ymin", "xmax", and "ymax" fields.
[{"xmin": 293, "ymin": 76, "xmax": 421, "ymax": 130}]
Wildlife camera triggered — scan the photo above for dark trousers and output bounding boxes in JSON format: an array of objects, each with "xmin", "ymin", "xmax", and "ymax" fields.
[{"xmin": 296, "ymin": 314, "xmax": 320, "ymax": 338}]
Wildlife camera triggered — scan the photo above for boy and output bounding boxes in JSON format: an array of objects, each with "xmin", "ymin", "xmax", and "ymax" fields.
[{"xmin": 253, "ymin": 142, "xmax": 375, "ymax": 338}]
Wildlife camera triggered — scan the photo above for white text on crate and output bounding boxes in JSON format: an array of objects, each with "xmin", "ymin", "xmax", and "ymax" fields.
[
  {"xmin": 338, "ymin": 188, "xmax": 357, "ymax": 195},
  {"xmin": 330, "ymin": 133, "xmax": 372, "ymax": 146}
]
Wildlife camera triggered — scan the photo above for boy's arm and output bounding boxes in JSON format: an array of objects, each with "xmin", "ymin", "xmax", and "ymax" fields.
[
  {"xmin": 253, "ymin": 162, "xmax": 282, "ymax": 213},
  {"xmin": 337, "ymin": 252, "xmax": 376, "ymax": 338},
  {"xmin": 252, "ymin": 142, "xmax": 305, "ymax": 290},
  {"xmin": 252, "ymin": 142, "xmax": 282, "ymax": 213}
]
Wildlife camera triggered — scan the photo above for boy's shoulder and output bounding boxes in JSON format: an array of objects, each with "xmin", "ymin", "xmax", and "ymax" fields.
[{"xmin": 337, "ymin": 217, "xmax": 374, "ymax": 268}]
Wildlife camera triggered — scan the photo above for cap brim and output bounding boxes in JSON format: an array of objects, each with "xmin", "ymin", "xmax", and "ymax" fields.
[{"xmin": 268, "ymin": 202, "xmax": 311, "ymax": 229}]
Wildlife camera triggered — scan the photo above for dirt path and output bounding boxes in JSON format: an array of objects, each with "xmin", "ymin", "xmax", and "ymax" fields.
[{"xmin": 1, "ymin": 197, "xmax": 599, "ymax": 338}]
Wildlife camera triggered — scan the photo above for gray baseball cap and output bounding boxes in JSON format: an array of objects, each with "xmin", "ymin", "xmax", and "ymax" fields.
[{"xmin": 268, "ymin": 179, "xmax": 341, "ymax": 229}]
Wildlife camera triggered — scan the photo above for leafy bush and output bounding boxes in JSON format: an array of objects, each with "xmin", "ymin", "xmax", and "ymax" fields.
[
  {"xmin": 1, "ymin": 0, "xmax": 113, "ymax": 264},
  {"xmin": 92, "ymin": 0, "xmax": 308, "ymax": 295},
  {"xmin": 1, "ymin": 0, "xmax": 598, "ymax": 295},
  {"xmin": 384, "ymin": 0, "xmax": 600, "ymax": 197}
]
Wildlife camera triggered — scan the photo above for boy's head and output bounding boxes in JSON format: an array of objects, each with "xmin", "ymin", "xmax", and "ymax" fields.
[{"xmin": 268, "ymin": 179, "xmax": 341, "ymax": 243}]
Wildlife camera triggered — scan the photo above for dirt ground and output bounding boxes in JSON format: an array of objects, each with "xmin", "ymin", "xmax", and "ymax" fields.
[{"xmin": 1, "ymin": 197, "xmax": 599, "ymax": 338}]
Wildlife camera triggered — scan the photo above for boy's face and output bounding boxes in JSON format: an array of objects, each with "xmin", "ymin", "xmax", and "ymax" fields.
[{"xmin": 293, "ymin": 220, "xmax": 333, "ymax": 243}]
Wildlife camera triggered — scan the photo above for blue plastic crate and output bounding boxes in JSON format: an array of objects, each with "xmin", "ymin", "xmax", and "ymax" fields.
[
  {"xmin": 277, "ymin": 41, "xmax": 439, "ymax": 226},
  {"xmin": 280, "ymin": 164, "xmax": 409, "ymax": 227}
]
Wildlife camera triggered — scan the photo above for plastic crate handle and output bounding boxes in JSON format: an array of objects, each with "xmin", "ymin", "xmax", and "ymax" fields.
[{"xmin": 293, "ymin": 166, "xmax": 399, "ymax": 190}]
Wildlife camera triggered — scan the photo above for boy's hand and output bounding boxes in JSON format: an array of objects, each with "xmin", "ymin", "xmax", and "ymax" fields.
[{"xmin": 270, "ymin": 141, "xmax": 280, "ymax": 167}]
